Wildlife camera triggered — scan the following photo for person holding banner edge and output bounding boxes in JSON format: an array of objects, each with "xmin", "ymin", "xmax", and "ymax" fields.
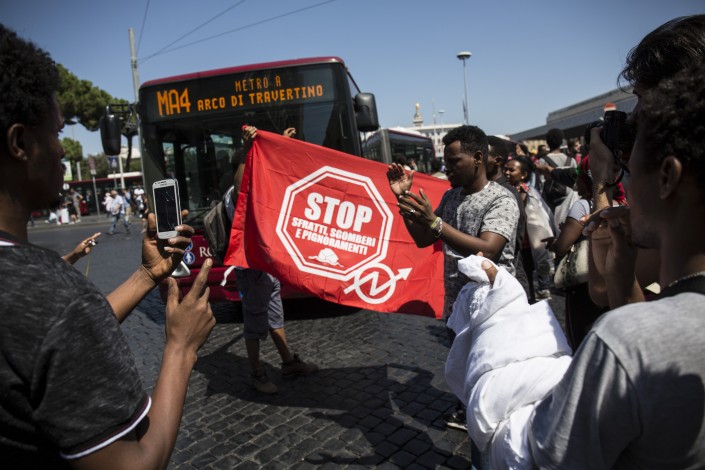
[{"xmin": 226, "ymin": 125, "xmax": 318, "ymax": 395}]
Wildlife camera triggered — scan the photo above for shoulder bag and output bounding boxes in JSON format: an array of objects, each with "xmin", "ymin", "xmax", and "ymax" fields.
[
  {"xmin": 554, "ymin": 239, "xmax": 589, "ymax": 289},
  {"xmin": 202, "ymin": 201, "xmax": 231, "ymax": 264}
]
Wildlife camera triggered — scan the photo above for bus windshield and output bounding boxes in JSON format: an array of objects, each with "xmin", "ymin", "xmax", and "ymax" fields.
[{"xmin": 138, "ymin": 58, "xmax": 375, "ymax": 220}]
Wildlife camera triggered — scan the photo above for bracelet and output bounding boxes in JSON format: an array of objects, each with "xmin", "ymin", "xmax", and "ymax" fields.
[
  {"xmin": 430, "ymin": 216, "xmax": 442, "ymax": 230},
  {"xmin": 432, "ymin": 218, "xmax": 443, "ymax": 239}
]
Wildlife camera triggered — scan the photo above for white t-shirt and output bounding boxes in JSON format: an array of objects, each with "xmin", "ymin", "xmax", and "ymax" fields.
[{"xmin": 110, "ymin": 195, "xmax": 125, "ymax": 215}]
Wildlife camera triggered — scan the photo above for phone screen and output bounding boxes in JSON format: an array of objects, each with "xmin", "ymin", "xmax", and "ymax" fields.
[{"xmin": 154, "ymin": 184, "xmax": 180, "ymax": 233}]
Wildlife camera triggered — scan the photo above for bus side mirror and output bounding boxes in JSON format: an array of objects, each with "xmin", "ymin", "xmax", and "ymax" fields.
[
  {"xmin": 100, "ymin": 109, "xmax": 122, "ymax": 155},
  {"xmin": 355, "ymin": 93, "xmax": 380, "ymax": 132}
]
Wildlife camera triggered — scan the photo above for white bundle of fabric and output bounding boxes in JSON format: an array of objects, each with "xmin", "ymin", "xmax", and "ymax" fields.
[{"xmin": 444, "ymin": 255, "xmax": 572, "ymax": 469}]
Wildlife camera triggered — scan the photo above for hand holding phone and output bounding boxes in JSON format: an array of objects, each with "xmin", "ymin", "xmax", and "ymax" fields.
[{"xmin": 153, "ymin": 179, "xmax": 182, "ymax": 239}]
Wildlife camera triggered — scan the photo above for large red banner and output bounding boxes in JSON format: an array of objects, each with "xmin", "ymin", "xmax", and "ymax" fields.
[{"xmin": 224, "ymin": 131, "xmax": 449, "ymax": 318}]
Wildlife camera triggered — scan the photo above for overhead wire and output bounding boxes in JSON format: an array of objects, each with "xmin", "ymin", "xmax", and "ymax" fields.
[
  {"xmin": 141, "ymin": 0, "xmax": 248, "ymax": 63},
  {"xmin": 136, "ymin": 0, "xmax": 151, "ymax": 54},
  {"xmin": 139, "ymin": 0, "xmax": 337, "ymax": 64}
]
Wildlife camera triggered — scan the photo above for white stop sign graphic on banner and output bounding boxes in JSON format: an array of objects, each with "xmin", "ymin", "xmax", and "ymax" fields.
[{"xmin": 276, "ymin": 166, "xmax": 393, "ymax": 282}]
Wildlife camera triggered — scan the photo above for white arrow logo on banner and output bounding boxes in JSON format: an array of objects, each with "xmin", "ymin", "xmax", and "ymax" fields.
[{"xmin": 343, "ymin": 264, "xmax": 411, "ymax": 304}]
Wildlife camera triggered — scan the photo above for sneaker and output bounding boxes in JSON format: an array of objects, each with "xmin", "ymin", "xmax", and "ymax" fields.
[
  {"xmin": 281, "ymin": 354, "xmax": 319, "ymax": 377},
  {"xmin": 536, "ymin": 289, "xmax": 552, "ymax": 300},
  {"xmin": 443, "ymin": 408, "xmax": 468, "ymax": 432},
  {"xmin": 251, "ymin": 369, "xmax": 278, "ymax": 394}
]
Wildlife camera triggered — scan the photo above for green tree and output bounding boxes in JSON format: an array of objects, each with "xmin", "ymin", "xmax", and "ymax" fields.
[
  {"xmin": 56, "ymin": 64, "xmax": 128, "ymax": 132},
  {"xmin": 128, "ymin": 157, "xmax": 142, "ymax": 173},
  {"xmin": 87, "ymin": 153, "xmax": 141, "ymax": 179},
  {"xmin": 91, "ymin": 153, "xmax": 110, "ymax": 178},
  {"xmin": 61, "ymin": 137, "xmax": 83, "ymax": 166}
]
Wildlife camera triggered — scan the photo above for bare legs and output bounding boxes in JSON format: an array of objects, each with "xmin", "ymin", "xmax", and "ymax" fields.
[{"xmin": 246, "ymin": 328, "xmax": 294, "ymax": 372}]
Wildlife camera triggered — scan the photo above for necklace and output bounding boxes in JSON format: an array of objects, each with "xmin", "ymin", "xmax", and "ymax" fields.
[{"xmin": 666, "ymin": 270, "xmax": 705, "ymax": 289}]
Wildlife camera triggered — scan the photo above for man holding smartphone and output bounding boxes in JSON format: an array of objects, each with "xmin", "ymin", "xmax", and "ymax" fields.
[{"xmin": 0, "ymin": 24, "xmax": 215, "ymax": 469}]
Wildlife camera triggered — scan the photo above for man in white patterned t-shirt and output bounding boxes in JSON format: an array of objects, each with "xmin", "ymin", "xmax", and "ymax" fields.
[
  {"xmin": 387, "ymin": 125, "xmax": 519, "ymax": 461},
  {"xmin": 387, "ymin": 125, "xmax": 519, "ymax": 320}
]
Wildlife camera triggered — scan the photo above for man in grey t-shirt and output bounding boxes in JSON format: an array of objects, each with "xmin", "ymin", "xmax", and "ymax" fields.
[
  {"xmin": 477, "ymin": 30, "xmax": 705, "ymax": 467},
  {"xmin": 529, "ymin": 58, "xmax": 705, "ymax": 468}
]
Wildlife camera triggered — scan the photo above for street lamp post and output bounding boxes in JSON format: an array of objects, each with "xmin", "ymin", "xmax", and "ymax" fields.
[{"xmin": 457, "ymin": 51, "xmax": 472, "ymax": 124}]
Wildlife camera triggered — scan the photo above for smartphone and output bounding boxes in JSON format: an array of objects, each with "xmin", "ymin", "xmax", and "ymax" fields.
[{"xmin": 152, "ymin": 179, "xmax": 182, "ymax": 239}]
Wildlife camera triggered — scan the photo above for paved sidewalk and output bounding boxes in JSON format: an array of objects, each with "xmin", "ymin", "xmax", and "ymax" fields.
[{"xmin": 128, "ymin": 293, "xmax": 476, "ymax": 469}]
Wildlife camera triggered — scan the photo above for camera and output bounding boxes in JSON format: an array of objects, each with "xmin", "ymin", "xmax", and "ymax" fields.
[{"xmin": 584, "ymin": 110, "xmax": 636, "ymax": 154}]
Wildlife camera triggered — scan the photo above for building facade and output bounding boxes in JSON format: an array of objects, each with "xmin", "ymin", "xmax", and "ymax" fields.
[{"xmin": 401, "ymin": 87, "xmax": 637, "ymax": 154}]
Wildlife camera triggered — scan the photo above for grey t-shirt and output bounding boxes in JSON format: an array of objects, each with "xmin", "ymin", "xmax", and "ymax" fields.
[
  {"xmin": 0, "ymin": 243, "xmax": 148, "ymax": 467},
  {"xmin": 435, "ymin": 181, "xmax": 519, "ymax": 318},
  {"xmin": 530, "ymin": 293, "xmax": 705, "ymax": 468},
  {"xmin": 539, "ymin": 152, "xmax": 576, "ymax": 169}
]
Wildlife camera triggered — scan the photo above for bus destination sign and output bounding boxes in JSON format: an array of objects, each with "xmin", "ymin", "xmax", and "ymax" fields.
[{"xmin": 142, "ymin": 67, "xmax": 335, "ymax": 122}]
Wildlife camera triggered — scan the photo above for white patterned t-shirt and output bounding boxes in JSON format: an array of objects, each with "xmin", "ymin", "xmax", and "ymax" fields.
[{"xmin": 435, "ymin": 181, "xmax": 519, "ymax": 318}]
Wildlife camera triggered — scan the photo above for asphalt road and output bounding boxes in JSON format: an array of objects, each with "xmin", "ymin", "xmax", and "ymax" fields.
[{"xmin": 28, "ymin": 215, "xmax": 567, "ymax": 469}]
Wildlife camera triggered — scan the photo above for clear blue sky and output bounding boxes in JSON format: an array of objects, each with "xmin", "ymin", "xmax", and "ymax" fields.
[{"xmin": 2, "ymin": 0, "xmax": 703, "ymax": 156}]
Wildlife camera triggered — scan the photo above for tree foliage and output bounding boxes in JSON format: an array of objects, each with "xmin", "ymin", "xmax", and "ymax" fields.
[
  {"xmin": 89, "ymin": 153, "xmax": 143, "ymax": 179},
  {"xmin": 61, "ymin": 137, "xmax": 83, "ymax": 164},
  {"xmin": 56, "ymin": 64, "xmax": 128, "ymax": 132}
]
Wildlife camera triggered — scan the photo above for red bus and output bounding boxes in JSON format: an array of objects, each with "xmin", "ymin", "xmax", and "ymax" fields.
[{"xmin": 104, "ymin": 57, "xmax": 379, "ymax": 301}]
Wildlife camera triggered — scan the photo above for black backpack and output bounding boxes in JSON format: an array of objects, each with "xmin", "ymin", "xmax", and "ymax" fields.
[
  {"xmin": 202, "ymin": 201, "xmax": 231, "ymax": 264},
  {"xmin": 541, "ymin": 155, "xmax": 569, "ymax": 211}
]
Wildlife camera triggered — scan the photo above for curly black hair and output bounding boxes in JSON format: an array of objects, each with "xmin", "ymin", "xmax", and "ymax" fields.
[
  {"xmin": 637, "ymin": 61, "xmax": 705, "ymax": 190},
  {"xmin": 508, "ymin": 155, "xmax": 535, "ymax": 179},
  {"xmin": 0, "ymin": 24, "xmax": 60, "ymax": 142},
  {"xmin": 620, "ymin": 15, "xmax": 705, "ymax": 90},
  {"xmin": 545, "ymin": 128, "xmax": 564, "ymax": 151},
  {"xmin": 442, "ymin": 125, "xmax": 488, "ymax": 164}
]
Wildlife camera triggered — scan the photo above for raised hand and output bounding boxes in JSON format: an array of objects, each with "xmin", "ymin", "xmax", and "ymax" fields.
[
  {"xmin": 242, "ymin": 125, "xmax": 258, "ymax": 149},
  {"xmin": 398, "ymin": 188, "xmax": 436, "ymax": 227},
  {"xmin": 63, "ymin": 232, "xmax": 101, "ymax": 265},
  {"xmin": 386, "ymin": 163, "xmax": 414, "ymax": 198},
  {"xmin": 164, "ymin": 258, "xmax": 215, "ymax": 355}
]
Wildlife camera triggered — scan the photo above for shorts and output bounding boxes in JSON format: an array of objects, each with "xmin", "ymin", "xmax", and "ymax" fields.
[{"xmin": 235, "ymin": 268, "xmax": 284, "ymax": 340}]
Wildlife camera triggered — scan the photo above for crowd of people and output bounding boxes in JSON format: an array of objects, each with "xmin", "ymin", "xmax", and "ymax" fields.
[
  {"xmin": 387, "ymin": 14, "xmax": 705, "ymax": 469},
  {"xmin": 100, "ymin": 186, "xmax": 149, "ymax": 223},
  {"xmin": 2, "ymin": 12, "xmax": 705, "ymax": 469},
  {"xmin": 33, "ymin": 185, "xmax": 149, "ymax": 228}
]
